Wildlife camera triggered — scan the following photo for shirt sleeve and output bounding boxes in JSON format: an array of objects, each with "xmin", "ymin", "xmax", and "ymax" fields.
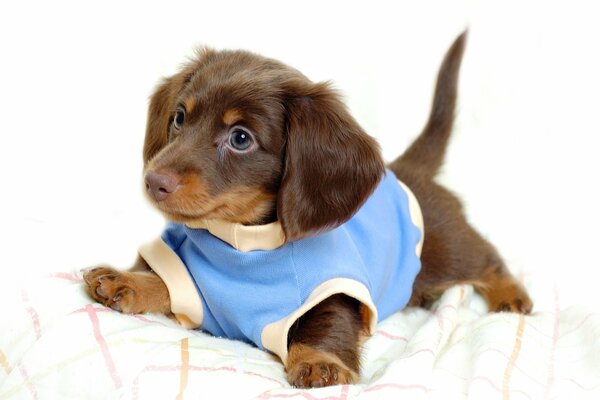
[{"xmin": 138, "ymin": 236, "xmax": 203, "ymax": 329}]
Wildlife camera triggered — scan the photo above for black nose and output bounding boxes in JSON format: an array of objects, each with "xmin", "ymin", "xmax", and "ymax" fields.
[{"xmin": 144, "ymin": 171, "xmax": 180, "ymax": 201}]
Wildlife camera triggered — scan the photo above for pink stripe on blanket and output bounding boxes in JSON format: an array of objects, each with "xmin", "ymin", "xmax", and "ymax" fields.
[
  {"xmin": 49, "ymin": 272, "xmax": 83, "ymax": 282},
  {"xmin": 374, "ymin": 330, "xmax": 408, "ymax": 341},
  {"xmin": 364, "ymin": 383, "xmax": 430, "ymax": 393},
  {"xmin": 18, "ymin": 363, "xmax": 39, "ymax": 400},
  {"xmin": 21, "ymin": 289, "xmax": 42, "ymax": 340},
  {"xmin": 258, "ymin": 384, "xmax": 349, "ymax": 399},
  {"xmin": 86, "ymin": 304, "xmax": 123, "ymax": 389}
]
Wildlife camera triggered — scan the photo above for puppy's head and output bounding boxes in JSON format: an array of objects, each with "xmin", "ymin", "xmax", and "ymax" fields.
[{"xmin": 143, "ymin": 48, "xmax": 384, "ymax": 242}]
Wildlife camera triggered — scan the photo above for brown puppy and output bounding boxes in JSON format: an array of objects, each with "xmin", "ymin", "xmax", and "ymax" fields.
[{"xmin": 84, "ymin": 32, "xmax": 532, "ymax": 388}]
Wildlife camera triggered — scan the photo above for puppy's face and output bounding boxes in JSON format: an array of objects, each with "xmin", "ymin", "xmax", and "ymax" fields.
[{"xmin": 143, "ymin": 48, "xmax": 384, "ymax": 241}]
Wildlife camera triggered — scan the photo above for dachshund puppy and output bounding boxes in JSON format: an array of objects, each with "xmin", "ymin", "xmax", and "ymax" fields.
[{"xmin": 84, "ymin": 32, "xmax": 532, "ymax": 388}]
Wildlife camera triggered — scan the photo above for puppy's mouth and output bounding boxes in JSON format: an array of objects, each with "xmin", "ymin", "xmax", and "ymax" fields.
[
  {"xmin": 143, "ymin": 170, "xmax": 213, "ymax": 220},
  {"xmin": 145, "ymin": 191, "xmax": 217, "ymax": 224},
  {"xmin": 143, "ymin": 170, "xmax": 277, "ymax": 226},
  {"xmin": 157, "ymin": 207, "xmax": 209, "ymax": 223}
]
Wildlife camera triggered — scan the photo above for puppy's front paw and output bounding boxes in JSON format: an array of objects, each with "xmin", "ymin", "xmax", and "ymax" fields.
[
  {"xmin": 286, "ymin": 344, "xmax": 358, "ymax": 388},
  {"xmin": 83, "ymin": 266, "xmax": 137, "ymax": 313}
]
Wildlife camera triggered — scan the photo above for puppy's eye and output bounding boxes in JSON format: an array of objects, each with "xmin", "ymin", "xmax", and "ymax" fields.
[
  {"xmin": 229, "ymin": 128, "xmax": 253, "ymax": 151},
  {"xmin": 173, "ymin": 107, "xmax": 185, "ymax": 130}
]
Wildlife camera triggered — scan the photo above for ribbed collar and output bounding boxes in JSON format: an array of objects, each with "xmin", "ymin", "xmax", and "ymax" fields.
[{"xmin": 185, "ymin": 219, "xmax": 286, "ymax": 252}]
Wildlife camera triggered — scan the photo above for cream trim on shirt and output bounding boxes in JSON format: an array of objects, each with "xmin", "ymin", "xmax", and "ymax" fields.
[
  {"xmin": 138, "ymin": 238, "xmax": 203, "ymax": 329},
  {"xmin": 185, "ymin": 219, "xmax": 286, "ymax": 252},
  {"xmin": 398, "ymin": 180, "xmax": 425, "ymax": 257},
  {"xmin": 261, "ymin": 278, "xmax": 378, "ymax": 363}
]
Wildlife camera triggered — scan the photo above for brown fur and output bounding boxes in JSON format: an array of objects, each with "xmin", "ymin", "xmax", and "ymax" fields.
[
  {"xmin": 286, "ymin": 294, "xmax": 364, "ymax": 386},
  {"xmin": 84, "ymin": 32, "xmax": 532, "ymax": 388},
  {"xmin": 388, "ymin": 33, "xmax": 532, "ymax": 315}
]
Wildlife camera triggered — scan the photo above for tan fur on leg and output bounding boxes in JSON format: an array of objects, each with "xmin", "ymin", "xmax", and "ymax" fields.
[{"xmin": 286, "ymin": 343, "xmax": 359, "ymax": 388}]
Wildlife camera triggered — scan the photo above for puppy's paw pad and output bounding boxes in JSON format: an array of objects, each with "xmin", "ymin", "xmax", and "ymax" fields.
[
  {"xmin": 288, "ymin": 360, "xmax": 352, "ymax": 388},
  {"xmin": 109, "ymin": 288, "xmax": 134, "ymax": 312},
  {"xmin": 494, "ymin": 296, "xmax": 533, "ymax": 314},
  {"xmin": 83, "ymin": 266, "xmax": 120, "ymax": 285},
  {"xmin": 83, "ymin": 266, "xmax": 136, "ymax": 313}
]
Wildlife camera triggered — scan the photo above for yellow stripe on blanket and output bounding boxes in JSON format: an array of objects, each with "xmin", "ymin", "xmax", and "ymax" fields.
[
  {"xmin": 503, "ymin": 314, "xmax": 526, "ymax": 400},
  {"xmin": 0, "ymin": 349, "xmax": 12, "ymax": 374},
  {"xmin": 177, "ymin": 338, "xmax": 190, "ymax": 400}
]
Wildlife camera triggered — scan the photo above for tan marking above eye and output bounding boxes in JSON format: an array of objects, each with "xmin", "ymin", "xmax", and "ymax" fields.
[
  {"xmin": 184, "ymin": 97, "xmax": 196, "ymax": 114},
  {"xmin": 223, "ymin": 108, "xmax": 243, "ymax": 126}
]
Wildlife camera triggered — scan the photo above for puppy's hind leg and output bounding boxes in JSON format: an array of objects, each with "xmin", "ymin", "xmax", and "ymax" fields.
[
  {"xmin": 409, "ymin": 221, "xmax": 534, "ymax": 315},
  {"xmin": 474, "ymin": 261, "xmax": 533, "ymax": 314}
]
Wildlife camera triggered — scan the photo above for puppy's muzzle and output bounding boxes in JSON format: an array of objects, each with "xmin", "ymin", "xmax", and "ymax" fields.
[{"xmin": 145, "ymin": 171, "xmax": 180, "ymax": 201}]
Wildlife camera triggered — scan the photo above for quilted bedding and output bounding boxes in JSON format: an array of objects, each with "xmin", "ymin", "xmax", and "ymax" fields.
[{"xmin": 1, "ymin": 269, "xmax": 598, "ymax": 399}]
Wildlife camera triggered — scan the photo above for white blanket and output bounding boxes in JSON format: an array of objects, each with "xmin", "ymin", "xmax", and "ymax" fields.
[{"xmin": 1, "ymin": 270, "xmax": 598, "ymax": 399}]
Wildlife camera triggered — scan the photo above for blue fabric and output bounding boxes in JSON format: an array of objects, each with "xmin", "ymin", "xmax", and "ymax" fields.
[{"xmin": 161, "ymin": 170, "xmax": 422, "ymax": 349}]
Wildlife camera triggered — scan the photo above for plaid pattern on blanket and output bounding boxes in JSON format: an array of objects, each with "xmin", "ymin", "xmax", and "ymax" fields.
[{"xmin": 1, "ymin": 271, "xmax": 599, "ymax": 399}]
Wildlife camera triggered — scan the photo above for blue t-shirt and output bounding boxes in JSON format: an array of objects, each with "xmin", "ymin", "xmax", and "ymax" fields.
[{"xmin": 140, "ymin": 170, "xmax": 423, "ymax": 362}]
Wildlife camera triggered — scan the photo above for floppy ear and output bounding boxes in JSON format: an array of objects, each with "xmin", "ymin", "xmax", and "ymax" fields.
[
  {"xmin": 143, "ymin": 77, "xmax": 177, "ymax": 165},
  {"xmin": 143, "ymin": 48, "xmax": 215, "ymax": 165},
  {"xmin": 278, "ymin": 82, "xmax": 385, "ymax": 242}
]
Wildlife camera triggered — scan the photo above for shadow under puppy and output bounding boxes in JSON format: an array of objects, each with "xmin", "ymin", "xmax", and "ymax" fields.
[{"xmin": 84, "ymin": 32, "xmax": 532, "ymax": 388}]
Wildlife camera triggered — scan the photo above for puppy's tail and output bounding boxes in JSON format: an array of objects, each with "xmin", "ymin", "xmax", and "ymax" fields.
[{"xmin": 389, "ymin": 31, "xmax": 467, "ymax": 181}]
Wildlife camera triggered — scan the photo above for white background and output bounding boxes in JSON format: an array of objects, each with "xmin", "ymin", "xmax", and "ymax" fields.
[{"xmin": 1, "ymin": 0, "xmax": 599, "ymax": 311}]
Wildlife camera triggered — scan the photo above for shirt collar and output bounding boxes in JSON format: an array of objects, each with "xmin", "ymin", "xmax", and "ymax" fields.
[{"xmin": 185, "ymin": 219, "xmax": 286, "ymax": 252}]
